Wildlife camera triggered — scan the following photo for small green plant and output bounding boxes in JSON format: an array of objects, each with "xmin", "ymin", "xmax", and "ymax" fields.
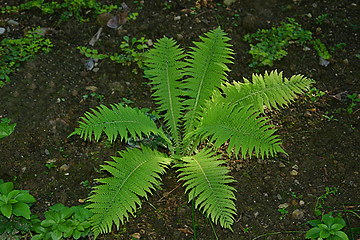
[
  {"xmin": 45, "ymin": 162, "xmax": 57, "ymax": 170},
  {"xmin": 82, "ymin": 93, "xmax": 105, "ymax": 102},
  {"xmin": 312, "ymin": 39, "xmax": 332, "ymax": 60},
  {"xmin": 322, "ymin": 112, "xmax": 338, "ymax": 122},
  {"xmin": 330, "ymin": 43, "xmax": 346, "ymax": 53},
  {"xmin": 305, "ymin": 213, "xmax": 349, "ymax": 240},
  {"xmin": 0, "ymin": 28, "xmax": 53, "ymax": 87},
  {"xmin": 78, "ymin": 36, "xmax": 148, "ymax": 74},
  {"xmin": 0, "ymin": 179, "xmax": 36, "ymax": 219},
  {"xmin": 346, "ymin": 93, "xmax": 360, "ymax": 114},
  {"xmin": 243, "ymin": 18, "xmax": 312, "ymax": 67},
  {"xmin": 316, "ymin": 14, "xmax": 329, "ymax": 25},
  {"xmin": 306, "ymin": 87, "xmax": 326, "ymax": 102},
  {"xmin": 32, "ymin": 204, "xmax": 93, "ymax": 240},
  {"xmin": 0, "ymin": 118, "xmax": 16, "ymax": 140},
  {"xmin": 244, "ymin": 18, "xmax": 331, "ymax": 67},
  {"xmin": 315, "ymin": 187, "xmax": 338, "ymax": 216},
  {"xmin": 70, "ymin": 28, "xmax": 314, "ymax": 237},
  {"xmin": 278, "ymin": 207, "xmax": 288, "ymax": 220}
]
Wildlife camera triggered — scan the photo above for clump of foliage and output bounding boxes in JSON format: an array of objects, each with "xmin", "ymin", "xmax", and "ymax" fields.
[
  {"xmin": 78, "ymin": 36, "xmax": 149, "ymax": 74},
  {"xmin": 32, "ymin": 204, "xmax": 93, "ymax": 240},
  {"xmin": 0, "ymin": 28, "xmax": 53, "ymax": 87},
  {"xmin": 244, "ymin": 18, "xmax": 331, "ymax": 67},
  {"xmin": 70, "ymin": 27, "xmax": 314, "ymax": 237},
  {"xmin": 0, "ymin": 0, "xmax": 118, "ymax": 23},
  {"xmin": 306, "ymin": 213, "xmax": 349, "ymax": 240},
  {"xmin": 0, "ymin": 118, "xmax": 16, "ymax": 140}
]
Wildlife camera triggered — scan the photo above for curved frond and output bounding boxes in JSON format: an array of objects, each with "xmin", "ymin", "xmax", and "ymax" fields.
[
  {"xmin": 183, "ymin": 27, "xmax": 233, "ymax": 134},
  {"xmin": 69, "ymin": 103, "xmax": 168, "ymax": 144},
  {"xmin": 144, "ymin": 36, "xmax": 186, "ymax": 149},
  {"xmin": 88, "ymin": 146, "xmax": 171, "ymax": 238},
  {"xmin": 186, "ymin": 104, "xmax": 285, "ymax": 158},
  {"xmin": 175, "ymin": 149, "xmax": 236, "ymax": 229},
  {"xmin": 213, "ymin": 70, "xmax": 315, "ymax": 112}
]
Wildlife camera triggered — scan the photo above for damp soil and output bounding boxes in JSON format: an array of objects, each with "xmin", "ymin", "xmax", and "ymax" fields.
[{"xmin": 0, "ymin": 0, "xmax": 359, "ymax": 239}]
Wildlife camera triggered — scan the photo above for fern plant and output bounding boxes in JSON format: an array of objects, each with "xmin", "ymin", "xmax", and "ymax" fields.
[{"xmin": 70, "ymin": 27, "xmax": 314, "ymax": 238}]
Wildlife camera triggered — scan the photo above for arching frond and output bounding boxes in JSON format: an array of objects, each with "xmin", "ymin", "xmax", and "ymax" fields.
[
  {"xmin": 212, "ymin": 70, "xmax": 314, "ymax": 112},
  {"xmin": 186, "ymin": 104, "xmax": 285, "ymax": 158},
  {"xmin": 183, "ymin": 27, "xmax": 233, "ymax": 134},
  {"xmin": 175, "ymin": 149, "xmax": 236, "ymax": 229},
  {"xmin": 69, "ymin": 103, "xmax": 169, "ymax": 144},
  {"xmin": 88, "ymin": 146, "xmax": 171, "ymax": 238},
  {"xmin": 144, "ymin": 36, "xmax": 186, "ymax": 149}
]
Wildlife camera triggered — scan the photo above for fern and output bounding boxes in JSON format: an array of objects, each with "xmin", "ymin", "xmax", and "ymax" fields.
[
  {"xmin": 144, "ymin": 36, "xmax": 186, "ymax": 150},
  {"xmin": 69, "ymin": 103, "xmax": 169, "ymax": 144},
  {"xmin": 88, "ymin": 146, "xmax": 171, "ymax": 237},
  {"xmin": 187, "ymin": 104, "xmax": 285, "ymax": 158},
  {"xmin": 70, "ymin": 27, "xmax": 314, "ymax": 238},
  {"xmin": 212, "ymin": 70, "xmax": 315, "ymax": 112},
  {"xmin": 175, "ymin": 148, "xmax": 236, "ymax": 229},
  {"xmin": 183, "ymin": 28, "xmax": 234, "ymax": 134}
]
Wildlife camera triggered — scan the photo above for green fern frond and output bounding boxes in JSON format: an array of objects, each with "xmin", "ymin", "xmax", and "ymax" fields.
[
  {"xmin": 175, "ymin": 148, "xmax": 237, "ymax": 229},
  {"xmin": 145, "ymin": 36, "xmax": 187, "ymax": 149},
  {"xmin": 69, "ymin": 103, "xmax": 169, "ymax": 144},
  {"xmin": 213, "ymin": 70, "xmax": 314, "ymax": 112},
  {"xmin": 88, "ymin": 146, "xmax": 171, "ymax": 238},
  {"xmin": 187, "ymin": 104, "xmax": 285, "ymax": 158},
  {"xmin": 183, "ymin": 27, "xmax": 234, "ymax": 134}
]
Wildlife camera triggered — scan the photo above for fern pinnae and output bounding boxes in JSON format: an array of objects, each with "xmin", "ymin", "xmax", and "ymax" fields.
[
  {"xmin": 88, "ymin": 146, "xmax": 171, "ymax": 238},
  {"xmin": 145, "ymin": 37, "xmax": 186, "ymax": 151},
  {"xmin": 183, "ymin": 27, "xmax": 234, "ymax": 135},
  {"xmin": 175, "ymin": 149, "xmax": 237, "ymax": 229}
]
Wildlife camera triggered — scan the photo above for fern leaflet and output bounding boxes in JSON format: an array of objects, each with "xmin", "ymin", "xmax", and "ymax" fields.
[
  {"xmin": 88, "ymin": 146, "xmax": 171, "ymax": 238},
  {"xmin": 69, "ymin": 103, "xmax": 169, "ymax": 144},
  {"xmin": 145, "ymin": 36, "xmax": 186, "ymax": 150},
  {"xmin": 175, "ymin": 148, "xmax": 237, "ymax": 229}
]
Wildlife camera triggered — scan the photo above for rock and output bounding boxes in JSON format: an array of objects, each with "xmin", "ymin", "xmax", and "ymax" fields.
[
  {"xmin": 292, "ymin": 209, "xmax": 305, "ymax": 219},
  {"xmin": 85, "ymin": 86, "xmax": 98, "ymax": 92},
  {"xmin": 97, "ymin": 12, "xmax": 113, "ymax": 26},
  {"xmin": 319, "ymin": 56, "xmax": 330, "ymax": 67},
  {"xmin": 277, "ymin": 194, "xmax": 282, "ymax": 201},
  {"xmin": 299, "ymin": 200, "xmax": 305, "ymax": 206},
  {"xmin": 176, "ymin": 33, "xmax": 184, "ymax": 41},
  {"xmin": 7, "ymin": 19, "xmax": 19, "ymax": 27},
  {"xmin": 292, "ymin": 165, "xmax": 299, "ymax": 170},
  {"xmin": 278, "ymin": 203, "xmax": 289, "ymax": 209},
  {"xmin": 45, "ymin": 149, "xmax": 50, "ymax": 155},
  {"xmin": 84, "ymin": 59, "xmax": 95, "ymax": 71},
  {"xmin": 279, "ymin": 162, "xmax": 286, "ymax": 168},
  {"xmin": 131, "ymin": 233, "xmax": 141, "ymax": 239},
  {"xmin": 92, "ymin": 67, "xmax": 100, "ymax": 73},
  {"xmin": 174, "ymin": 16, "xmax": 181, "ymax": 21},
  {"xmin": 290, "ymin": 170, "xmax": 298, "ymax": 176},
  {"xmin": 0, "ymin": 27, "xmax": 5, "ymax": 35},
  {"xmin": 224, "ymin": 0, "xmax": 236, "ymax": 6},
  {"xmin": 254, "ymin": 212, "xmax": 259, "ymax": 217},
  {"xmin": 59, "ymin": 164, "xmax": 69, "ymax": 172}
]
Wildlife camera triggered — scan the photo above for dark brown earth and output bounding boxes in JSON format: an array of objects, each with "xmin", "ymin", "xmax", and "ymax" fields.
[{"xmin": 0, "ymin": 0, "xmax": 359, "ymax": 239}]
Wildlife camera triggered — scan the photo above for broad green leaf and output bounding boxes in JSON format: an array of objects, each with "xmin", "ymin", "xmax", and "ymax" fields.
[
  {"xmin": 334, "ymin": 231, "xmax": 349, "ymax": 240},
  {"xmin": 13, "ymin": 202, "xmax": 31, "ymax": 219},
  {"xmin": 0, "ymin": 182, "xmax": 14, "ymax": 195},
  {"xmin": 1, "ymin": 204, "xmax": 12, "ymax": 218},
  {"xmin": 305, "ymin": 227, "xmax": 321, "ymax": 239},
  {"xmin": 14, "ymin": 191, "xmax": 36, "ymax": 203}
]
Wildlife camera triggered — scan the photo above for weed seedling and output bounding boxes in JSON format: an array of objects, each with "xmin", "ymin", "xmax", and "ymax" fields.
[
  {"xmin": 315, "ymin": 187, "xmax": 338, "ymax": 216},
  {"xmin": 346, "ymin": 93, "xmax": 360, "ymax": 114},
  {"xmin": 278, "ymin": 207, "xmax": 289, "ymax": 220}
]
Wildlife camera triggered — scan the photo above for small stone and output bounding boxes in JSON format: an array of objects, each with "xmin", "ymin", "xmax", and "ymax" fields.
[
  {"xmin": 264, "ymin": 176, "xmax": 271, "ymax": 181},
  {"xmin": 84, "ymin": 59, "xmax": 95, "ymax": 71},
  {"xmin": 277, "ymin": 194, "xmax": 282, "ymax": 200},
  {"xmin": 0, "ymin": 28, "xmax": 5, "ymax": 35},
  {"xmin": 316, "ymin": 27, "xmax": 322, "ymax": 33},
  {"xmin": 224, "ymin": 0, "xmax": 236, "ymax": 6},
  {"xmin": 147, "ymin": 39, "xmax": 153, "ymax": 46},
  {"xmin": 176, "ymin": 33, "xmax": 183, "ymax": 41},
  {"xmin": 174, "ymin": 16, "xmax": 181, "ymax": 21},
  {"xmin": 92, "ymin": 67, "xmax": 100, "ymax": 73},
  {"xmin": 278, "ymin": 203, "xmax": 290, "ymax": 209},
  {"xmin": 319, "ymin": 56, "xmax": 330, "ymax": 67},
  {"xmin": 292, "ymin": 209, "xmax": 305, "ymax": 219},
  {"xmin": 72, "ymin": 89, "xmax": 78, "ymax": 96},
  {"xmin": 279, "ymin": 162, "xmax": 286, "ymax": 168},
  {"xmin": 299, "ymin": 200, "xmax": 305, "ymax": 206},
  {"xmin": 59, "ymin": 164, "xmax": 69, "ymax": 172},
  {"xmin": 254, "ymin": 212, "xmax": 259, "ymax": 217},
  {"xmin": 294, "ymin": 179, "xmax": 300, "ymax": 185},
  {"xmin": 7, "ymin": 19, "xmax": 19, "ymax": 27},
  {"xmin": 45, "ymin": 149, "xmax": 50, "ymax": 155},
  {"xmin": 85, "ymin": 86, "xmax": 98, "ymax": 92},
  {"xmin": 292, "ymin": 165, "xmax": 299, "ymax": 170},
  {"xmin": 343, "ymin": 59, "xmax": 349, "ymax": 65},
  {"xmin": 131, "ymin": 233, "xmax": 141, "ymax": 239},
  {"xmin": 290, "ymin": 170, "xmax": 298, "ymax": 176}
]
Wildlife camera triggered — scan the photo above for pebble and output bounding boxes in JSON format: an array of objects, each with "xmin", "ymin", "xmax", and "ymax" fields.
[
  {"xmin": 292, "ymin": 209, "xmax": 305, "ymax": 219},
  {"xmin": 176, "ymin": 33, "xmax": 184, "ymax": 41},
  {"xmin": 174, "ymin": 16, "xmax": 181, "ymax": 21},
  {"xmin": 277, "ymin": 194, "xmax": 282, "ymax": 200},
  {"xmin": 0, "ymin": 27, "xmax": 5, "ymax": 35},
  {"xmin": 292, "ymin": 165, "xmax": 299, "ymax": 170},
  {"xmin": 299, "ymin": 200, "xmax": 305, "ymax": 206},
  {"xmin": 59, "ymin": 164, "xmax": 69, "ymax": 172},
  {"xmin": 279, "ymin": 162, "xmax": 286, "ymax": 168},
  {"xmin": 224, "ymin": 0, "xmax": 236, "ymax": 6},
  {"xmin": 7, "ymin": 19, "xmax": 19, "ymax": 27},
  {"xmin": 278, "ymin": 203, "xmax": 289, "ymax": 209},
  {"xmin": 93, "ymin": 67, "xmax": 100, "ymax": 73},
  {"xmin": 254, "ymin": 212, "xmax": 259, "ymax": 217},
  {"xmin": 319, "ymin": 56, "xmax": 330, "ymax": 67},
  {"xmin": 85, "ymin": 86, "xmax": 98, "ymax": 92},
  {"xmin": 45, "ymin": 149, "xmax": 50, "ymax": 155},
  {"xmin": 290, "ymin": 170, "xmax": 298, "ymax": 176}
]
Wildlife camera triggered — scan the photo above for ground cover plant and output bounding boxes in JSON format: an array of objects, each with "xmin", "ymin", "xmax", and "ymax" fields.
[
  {"xmin": 70, "ymin": 27, "xmax": 314, "ymax": 237},
  {"xmin": 0, "ymin": 0, "xmax": 359, "ymax": 239}
]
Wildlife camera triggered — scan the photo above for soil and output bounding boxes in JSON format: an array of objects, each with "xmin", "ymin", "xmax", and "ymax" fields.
[{"xmin": 0, "ymin": 0, "xmax": 359, "ymax": 239}]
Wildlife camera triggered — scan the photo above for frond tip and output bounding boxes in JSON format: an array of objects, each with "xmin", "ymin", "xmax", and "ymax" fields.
[
  {"xmin": 175, "ymin": 149, "xmax": 237, "ymax": 229},
  {"xmin": 87, "ymin": 146, "xmax": 171, "ymax": 238}
]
